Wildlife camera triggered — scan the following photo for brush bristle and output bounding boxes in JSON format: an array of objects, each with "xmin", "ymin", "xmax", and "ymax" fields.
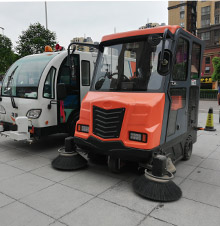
[
  {"xmin": 133, "ymin": 175, "xmax": 182, "ymax": 202},
  {"xmin": 52, "ymin": 153, "xmax": 87, "ymax": 171}
]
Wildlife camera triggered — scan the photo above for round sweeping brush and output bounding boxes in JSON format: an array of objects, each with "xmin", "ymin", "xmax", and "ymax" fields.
[
  {"xmin": 133, "ymin": 155, "xmax": 182, "ymax": 202},
  {"xmin": 52, "ymin": 137, "xmax": 87, "ymax": 171}
]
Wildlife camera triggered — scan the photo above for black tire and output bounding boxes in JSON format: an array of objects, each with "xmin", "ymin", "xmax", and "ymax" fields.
[
  {"xmin": 108, "ymin": 156, "xmax": 121, "ymax": 174},
  {"xmin": 182, "ymin": 137, "xmax": 193, "ymax": 160}
]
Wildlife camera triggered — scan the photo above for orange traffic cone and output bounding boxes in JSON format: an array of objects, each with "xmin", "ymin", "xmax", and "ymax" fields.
[{"xmin": 205, "ymin": 108, "xmax": 216, "ymax": 131}]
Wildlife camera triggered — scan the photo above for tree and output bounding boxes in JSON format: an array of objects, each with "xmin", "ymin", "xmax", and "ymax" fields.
[
  {"xmin": 0, "ymin": 34, "xmax": 17, "ymax": 74},
  {"xmin": 211, "ymin": 57, "xmax": 220, "ymax": 82},
  {"xmin": 16, "ymin": 22, "xmax": 56, "ymax": 57}
]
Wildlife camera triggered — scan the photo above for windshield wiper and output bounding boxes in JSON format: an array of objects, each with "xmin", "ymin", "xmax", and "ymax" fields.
[
  {"xmin": 6, "ymin": 66, "xmax": 18, "ymax": 109},
  {"xmin": 6, "ymin": 66, "xmax": 18, "ymax": 88}
]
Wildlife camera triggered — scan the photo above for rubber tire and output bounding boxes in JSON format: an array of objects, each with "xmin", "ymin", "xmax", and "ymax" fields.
[
  {"xmin": 182, "ymin": 138, "xmax": 193, "ymax": 160},
  {"xmin": 108, "ymin": 156, "xmax": 121, "ymax": 174}
]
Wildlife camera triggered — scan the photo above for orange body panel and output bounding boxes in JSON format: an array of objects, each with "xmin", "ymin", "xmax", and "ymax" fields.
[
  {"xmin": 171, "ymin": 96, "xmax": 183, "ymax": 111},
  {"xmin": 75, "ymin": 92, "xmax": 165, "ymax": 150},
  {"xmin": 101, "ymin": 26, "xmax": 180, "ymax": 42}
]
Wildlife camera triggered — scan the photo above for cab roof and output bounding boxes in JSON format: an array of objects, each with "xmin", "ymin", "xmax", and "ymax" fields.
[{"xmin": 101, "ymin": 25, "xmax": 181, "ymax": 43}]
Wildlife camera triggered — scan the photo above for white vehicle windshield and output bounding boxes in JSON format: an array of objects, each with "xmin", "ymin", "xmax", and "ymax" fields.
[{"xmin": 1, "ymin": 53, "xmax": 58, "ymax": 99}]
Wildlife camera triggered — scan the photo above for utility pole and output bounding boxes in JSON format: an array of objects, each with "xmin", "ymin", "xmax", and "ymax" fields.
[
  {"xmin": 45, "ymin": 2, "xmax": 48, "ymax": 29},
  {"xmin": 0, "ymin": 27, "xmax": 4, "ymax": 35}
]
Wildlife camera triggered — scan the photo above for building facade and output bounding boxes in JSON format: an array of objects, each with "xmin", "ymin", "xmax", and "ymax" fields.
[
  {"xmin": 168, "ymin": 1, "xmax": 197, "ymax": 35},
  {"xmin": 70, "ymin": 37, "xmax": 97, "ymax": 52}
]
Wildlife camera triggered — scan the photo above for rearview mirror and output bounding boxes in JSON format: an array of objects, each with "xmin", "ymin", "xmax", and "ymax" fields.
[
  {"xmin": 158, "ymin": 50, "xmax": 171, "ymax": 76},
  {"xmin": 57, "ymin": 83, "xmax": 67, "ymax": 100}
]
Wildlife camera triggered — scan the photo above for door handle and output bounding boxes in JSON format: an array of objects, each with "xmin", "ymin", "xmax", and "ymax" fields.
[{"xmin": 170, "ymin": 81, "xmax": 177, "ymax": 86}]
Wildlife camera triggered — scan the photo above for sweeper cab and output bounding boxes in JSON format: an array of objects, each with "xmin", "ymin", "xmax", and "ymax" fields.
[
  {"xmin": 74, "ymin": 25, "xmax": 204, "ymax": 168},
  {"xmin": 0, "ymin": 46, "xmax": 97, "ymax": 141},
  {"xmin": 69, "ymin": 26, "xmax": 204, "ymax": 201}
]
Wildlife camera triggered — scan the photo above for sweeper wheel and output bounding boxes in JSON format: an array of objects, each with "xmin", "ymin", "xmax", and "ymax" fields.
[
  {"xmin": 108, "ymin": 156, "xmax": 121, "ymax": 173},
  {"xmin": 182, "ymin": 137, "xmax": 193, "ymax": 160}
]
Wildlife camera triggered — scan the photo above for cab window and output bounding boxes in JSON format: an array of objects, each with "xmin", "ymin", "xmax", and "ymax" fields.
[
  {"xmin": 173, "ymin": 38, "xmax": 189, "ymax": 81},
  {"xmin": 81, "ymin": 60, "xmax": 90, "ymax": 86},
  {"xmin": 43, "ymin": 67, "xmax": 56, "ymax": 99},
  {"xmin": 191, "ymin": 43, "xmax": 201, "ymax": 79}
]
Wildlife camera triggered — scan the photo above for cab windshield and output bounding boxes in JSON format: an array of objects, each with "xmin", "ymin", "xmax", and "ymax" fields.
[
  {"xmin": 92, "ymin": 35, "xmax": 168, "ymax": 92},
  {"xmin": 1, "ymin": 53, "xmax": 58, "ymax": 99}
]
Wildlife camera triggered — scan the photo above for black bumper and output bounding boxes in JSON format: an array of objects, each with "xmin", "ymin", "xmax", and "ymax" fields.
[
  {"xmin": 74, "ymin": 136, "xmax": 159, "ymax": 162},
  {"xmin": 0, "ymin": 121, "xmax": 17, "ymax": 131}
]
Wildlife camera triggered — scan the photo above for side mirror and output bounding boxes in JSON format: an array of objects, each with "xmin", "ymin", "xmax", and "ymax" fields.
[
  {"xmin": 57, "ymin": 83, "xmax": 67, "ymax": 100},
  {"xmin": 158, "ymin": 50, "xmax": 172, "ymax": 76}
]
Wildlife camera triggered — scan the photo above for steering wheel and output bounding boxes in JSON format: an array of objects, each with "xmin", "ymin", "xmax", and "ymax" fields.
[{"xmin": 110, "ymin": 72, "xmax": 130, "ymax": 82}]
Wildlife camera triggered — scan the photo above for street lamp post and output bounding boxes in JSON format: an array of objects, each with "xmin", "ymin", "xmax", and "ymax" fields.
[
  {"xmin": 45, "ymin": 2, "xmax": 48, "ymax": 29},
  {"xmin": 0, "ymin": 27, "xmax": 4, "ymax": 35}
]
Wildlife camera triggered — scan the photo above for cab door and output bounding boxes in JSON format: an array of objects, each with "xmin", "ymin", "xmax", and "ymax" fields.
[
  {"xmin": 166, "ymin": 36, "xmax": 190, "ymax": 146},
  {"xmin": 57, "ymin": 54, "xmax": 80, "ymax": 125}
]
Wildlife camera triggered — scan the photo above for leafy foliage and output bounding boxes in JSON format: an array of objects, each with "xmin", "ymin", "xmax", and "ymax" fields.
[
  {"xmin": 16, "ymin": 22, "xmax": 56, "ymax": 57},
  {"xmin": 211, "ymin": 57, "xmax": 220, "ymax": 82},
  {"xmin": 0, "ymin": 34, "xmax": 18, "ymax": 75}
]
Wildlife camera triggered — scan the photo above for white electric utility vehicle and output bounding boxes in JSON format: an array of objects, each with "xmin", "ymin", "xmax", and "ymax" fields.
[{"xmin": 0, "ymin": 48, "xmax": 97, "ymax": 141}]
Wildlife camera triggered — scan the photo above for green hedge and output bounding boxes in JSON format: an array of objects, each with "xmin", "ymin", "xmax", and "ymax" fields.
[{"xmin": 200, "ymin": 89, "xmax": 218, "ymax": 99}]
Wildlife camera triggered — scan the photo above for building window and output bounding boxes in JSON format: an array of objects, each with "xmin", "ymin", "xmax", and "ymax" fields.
[
  {"xmin": 205, "ymin": 57, "xmax": 210, "ymax": 64},
  {"xmin": 180, "ymin": 22, "xmax": 185, "ymax": 28},
  {"xmin": 215, "ymin": 15, "xmax": 220, "ymax": 24},
  {"xmin": 214, "ymin": 30, "xmax": 220, "ymax": 44},
  {"xmin": 180, "ymin": 11, "xmax": 185, "ymax": 19},
  {"xmin": 201, "ymin": 6, "xmax": 210, "ymax": 16},
  {"xmin": 205, "ymin": 66, "xmax": 210, "ymax": 74},
  {"xmin": 180, "ymin": 6, "xmax": 185, "ymax": 12},
  {"xmin": 201, "ymin": 32, "xmax": 210, "ymax": 40},
  {"xmin": 215, "ymin": 2, "xmax": 220, "ymax": 24},
  {"xmin": 201, "ymin": 18, "xmax": 210, "ymax": 27}
]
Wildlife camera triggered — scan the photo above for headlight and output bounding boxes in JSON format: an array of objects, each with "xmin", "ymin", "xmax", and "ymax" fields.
[
  {"xmin": 0, "ymin": 105, "xmax": 6, "ymax": 114},
  {"xmin": 129, "ymin": 131, "xmax": 147, "ymax": 143},
  {"xmin": 77, "ymin": 124, "xmax": 89, "ymax": 133},
  {"xmin": 26, "ymin": 109, "xmax": 42, "ymax": 119}
]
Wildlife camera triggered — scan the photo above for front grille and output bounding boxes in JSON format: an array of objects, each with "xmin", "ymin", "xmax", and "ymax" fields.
[{"xmin": 93, "ymin": 106, "xmax": 125, "ymax": 139}]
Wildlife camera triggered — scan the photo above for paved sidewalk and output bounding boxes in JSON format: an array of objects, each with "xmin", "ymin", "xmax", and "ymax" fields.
[{"xmin": 0, "ymin": 107, "xmax": 220, "ymax": 225}]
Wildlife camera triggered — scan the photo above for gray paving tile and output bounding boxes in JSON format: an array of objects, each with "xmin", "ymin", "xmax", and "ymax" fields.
[
  {"xmin": 0, "ymin": 148, "xmax": 30, "ymax": 162},
  {"xmin": 61, "ymin": 170, "xmax": 121, "ymax": 196},
  {"xmin": 150, "ymin": 198, "xmax": 220, "ymax": 226},
  {"xmin": 99, "ymin": 181, "xmax": 158, "ymax": 215},
  {"xmin": 193, "ymin": 134, "xmax": 219, "ymax": 158},
  {"xmin": 21, "ymin": 183, "xmax": 93, "ymax": 219},
  {"xmin": 175, "ymin": 163, "xmax": 196, "ymax": 178},
  {"xmin": 182, "ymin": 154, "xmax": 204, "ymax": 167},
  {"xmin": 208, "ymin": 147, "xmax": 220, "ymax": 160},
  {"xmin": 200, "ymin": 158, "xmax": 220, "ymax": 171},
  {"xmin": 189, "ymin": 167, "xmax": 220, "ymax": 187},
  {"xmin": 0, "ymin": 192, "xmax": 14, "ymax": 208},
  {"xmin": 31, "ymin": 165, "xmax": 80, "ymax": 182},
  {"xmin": 0, "ymin": 163, "xmax": 24, "ymax": 182},
  {"xmin": 60, "ymin": 198, "xmax": 144, "ymax": 226},
  {"xmin": 139, "ymin": 216, "xmax": 174, "ymax": 226},
  {"xmin": 181, "ymin": 179, "xmax": 220, "ymax": 208},
  {"xmin": 0, "ymin": 202, "xmax": 54, "ymax": 226},
  {"xmin": 173, "ymin": 176, "xmax": 184, "ymax": 185},
  {"xmin": 7, "ymin": 155, "xmax": 50, "ymax": 171},
  {"xmin": 0, "ymin": 173, "xmax": 54, "ymax": 199},
  {"xmin": 0, "ymin": 144, "xmax": 9, "ymax": 152},
  {"xmin": 49, "ymin": 221, "xmax": 67, "ymax": 226}
]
